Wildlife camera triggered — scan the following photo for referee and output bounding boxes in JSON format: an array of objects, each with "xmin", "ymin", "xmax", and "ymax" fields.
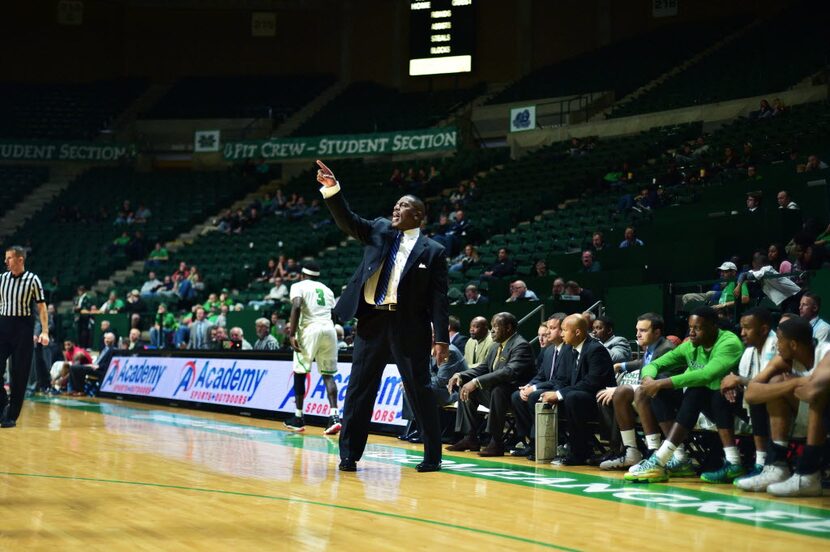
[{"xmin": 0, "ymin": 246, "xmax": 49, "ymax": 428}]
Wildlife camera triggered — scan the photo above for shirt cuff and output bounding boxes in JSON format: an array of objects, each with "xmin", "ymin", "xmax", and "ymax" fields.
[
  {"xmin": 556, "ymin": 391, "xmax": 563, "ymax": 401},
  {"xmin": 620, "ymin": 362, "xmax": 627, "ymax": 373},
  {"xmin": 320, "ymin": 182, "xmax": 341, "ymax": 198}
]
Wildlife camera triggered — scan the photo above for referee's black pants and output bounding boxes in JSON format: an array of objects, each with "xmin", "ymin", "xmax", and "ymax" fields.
[{"xmin": 0, "ymin": 316, "xmax": 35, "ymax": 422}]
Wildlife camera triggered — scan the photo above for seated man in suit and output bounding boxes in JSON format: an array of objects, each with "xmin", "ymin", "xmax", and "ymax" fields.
[
  {"xmin": 448, "ymin": 315, "xmax": 468, "ymax": 351},
  {"xmin": 540, "ymin": 314, "xmax": 615, "ymax": 465},
  {"xmin": 511, "ymin": 313, "xmax": 568, "ymax": 460},
  {"xmin": 464, "ymin": 316, "xmax": 494, "ymax": 368},
  {"xmin": 597, "ymin": 313, "xmax": 675, "ymax": 470},
  {"xmin": 400, "ymin": 340, "xmax": 467, "ymax": 442},
  {"xmin": 447, "ymin": 312, "xmax": 535, "ymax": 456},
  {"xmin": 68, "ymin": 332, "xmax": 116, "ymax": 396}
]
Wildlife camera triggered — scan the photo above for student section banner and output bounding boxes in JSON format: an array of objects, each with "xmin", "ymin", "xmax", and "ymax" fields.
[
  {"xmin": 0, "ymin": 141, "xmax": 134, "ymax": 161},
  {"xmin": 223, "ymin": 126, "xmax": 457, "ymax": 161},
  {"xmin": 100, "ymin": 354, "xmax": 406, "ymax": 426}
]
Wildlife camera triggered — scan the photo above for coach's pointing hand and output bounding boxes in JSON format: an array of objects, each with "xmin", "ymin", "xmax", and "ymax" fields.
[{"xmin": 316, "ymin": 160, "xmax": 337, "ymax": 188}]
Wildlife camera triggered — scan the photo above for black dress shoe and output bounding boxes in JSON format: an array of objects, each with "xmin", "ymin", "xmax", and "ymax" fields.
[
  {"xmin": 416, "ymin": 462, "xmax": 441, "ymax": 472},
  {"xmin": 0, "ymin": 419, "xmax": 15, "ymax": 429},
  {"xmin": 407, "ymin": 431, "xmax": 422, "ymax": 443},
  {"xmin": 510, "ymin": 447, "xmax": 532, "ymax": 457},
  {"xmin": 527, "ymin": 451, "xmax": 536, "ymax": 461},
  {"xmin": 339, "ymin": 459, "xmax": 357, "ymax": 472},
  {"xmin": 552, "ymin": 454, "xmax": 587, "ymax": 466}
]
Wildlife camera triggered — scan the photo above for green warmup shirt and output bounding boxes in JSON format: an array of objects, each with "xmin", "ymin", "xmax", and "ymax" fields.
[{"xmin": 640, "ymin": 329, "xmax": 743, "ymax": 390}]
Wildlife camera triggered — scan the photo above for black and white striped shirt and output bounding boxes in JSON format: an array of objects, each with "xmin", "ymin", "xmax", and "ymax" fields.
[{"xmin": 0, "ymin": 270, "xmax": 45, "ymax": 317}]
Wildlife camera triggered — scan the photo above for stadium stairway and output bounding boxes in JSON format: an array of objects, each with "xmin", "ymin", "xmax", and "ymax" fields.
[
  {"xmin": 272, "ymin": 80, "xmax": 351, "ymax": 138},
  {"xmin": 0, "ymin": 164, "xmax": 91, "ymax": 241},
  {"xmin": 592, "ymin": 19, "xmax": 762, "ymax": 122},
  {"xmin": 110, "ymin": 82, "xmax": 176, "ymax": 136}
]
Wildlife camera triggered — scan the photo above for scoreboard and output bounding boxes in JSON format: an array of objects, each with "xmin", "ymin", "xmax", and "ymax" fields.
[{"xmin": 408, "ymin": 0, "xmax": 475, "ymax": 76}]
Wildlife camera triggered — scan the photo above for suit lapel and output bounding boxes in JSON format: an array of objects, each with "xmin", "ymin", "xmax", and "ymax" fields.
[{"xmin": 400, "ymin": 234, "xmax": 429, "ymax": 282}]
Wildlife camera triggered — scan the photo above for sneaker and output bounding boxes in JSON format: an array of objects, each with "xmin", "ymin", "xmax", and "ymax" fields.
[
  {"xmin": 734, "ymin": 463, "xmax": 764, "ymax": 483},
  {"xmin": 324, "ymin": 416, "xmax": 342, "ymax": 435},
  {"xmin": 666, "ymin": 456, "xmax": 696, "ymax": 477},
  {"xmin": 624, "ymin": 454, "xmax": 668, "ymax": 483},
  {"xmin": 700, "ymin": 460, "xmax": 745, "ymax": 484},
  {"xmin": 284, "ymin": 415, "xmax": 305, "ymax": 432},
  {"xmin": 734, "ymin": 464, "xmax": 790, "ymax": 492},
  {"xmin": 600, "ymin": 447, "xmax": 643, "ymax": 470},
  {"xmin": 767, "ymin": 471, "xmax": 823, "ymax": 497}
]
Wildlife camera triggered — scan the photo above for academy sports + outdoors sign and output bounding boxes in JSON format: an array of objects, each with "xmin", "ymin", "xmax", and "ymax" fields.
[{"xmin": 99, "ymin": 355, "xmax": 406, "ymax": 426}]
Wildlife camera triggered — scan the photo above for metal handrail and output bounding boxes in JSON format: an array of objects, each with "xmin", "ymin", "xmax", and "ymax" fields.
[{"xmin": 519, "ymin": 303, "xmax": 546, "ymax": 345}]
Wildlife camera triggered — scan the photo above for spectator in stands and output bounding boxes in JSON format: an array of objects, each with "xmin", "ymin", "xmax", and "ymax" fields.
[
  {"xmin": 736, "ymin": 252, "xmax": 802, "ymax": 313},
  {"xmin": 587, "ymin": 232, "xmax": 606, "ymax": 254},
  {"xmin": 746, "ymin": 165, "xmax": 762, "ymax": 181},
  {"xmin": 565, "ymin": 280, "xmax": 595, "ymax": 305},
  {"xmin": 746, "ymin": 192, "xmax": 762, "ymax": 213},
  {"xmin": 540, "ymin": 314, "xmax": 615, "ymax": 465},
  {"xmin": 481, "ymin": 248, "xmax": 516, "ymax": 279},
  {"xmin": 146, "ymin": 242, "xmax": 169, "ymax": 267},
  {"xmin": 799, "ymin": 292, "xmax": 830, "ymax": 343},
  {"xmin": 448, "ymin": 244, "xmax": 480, "ymax": 274},
  {"xmin": 579, "ymin": 250, "xmax": 601, "ymax": 273},
  {"xmin": 389, "ymin": 168, "xmax": 403, "ymax": 187},
  {"xmin": 449, "ymin": 183, "xmax": 468, "ymax": 206},
  {"xmin": 334, "ymin": 324, "xmax": 349, "ymax": 350},
  {"xmin": 140, "ymin": 271, "xmax": 163, "ymax": 298},
  {"xmin": 625, "ymin": 307, "xmax": 744, "ymax": 484},
  {"xmin": 134, "ymin": 203, "xmax": 152, "ymax": 223},
  {"xmin": 532, "ymin": 259, "xmax": 549, "ymax": 277},
  {"xmin": 215, "ymin": 304, "xmax": 230, "ymax": 328},
  {"xmin": 172, "ymin": 261, "xmax": 190, "ymax": 281},
  {"xmin": 767, "ymin": 243, "xmax": 792, "ymax": 273},
  {"xmin": 506, "ymin": 280, "xmax": 539, "ymax": 302},
  {"xmin": 448, "ymin": 316, "xmax": 468, "ymax": 351},
  {"xmin": 464, "ymin": 284, "xmax": 488, "ymax": 305},
  {"xmin": 209, "ymin": 326, "xmax": 229, "ymax": 350},
  {"xmin": 550, "ymin": 277, "xmax": 566, "ymax": 300},
  {"xmin": 771, "ymin": 98, "xmax": 786, "ymax": 115},
  {"xmin": 123, "ymin": 289, "xmax": 145, "ymax": 315},
  {"xmin": 777, "ymin": 190, "xmax": 799, "ymax": 210},
  {"xmin": 126, "ymin": 328, "xmax": 145, "ymax": 351},
  {"xmin": 257, "ymin": 258, "xmax": 278, "ymax": 283},
  {"xmin": 149, "ymin": 303, "xmax": 176, "ymax": 349},
  {"xmin": 97, "ymin": 320, "xmax": 117, "ymax": 350},
  {"xmin": 229, "ymin": 327, "xmax": 252, "ymax": 350},
  {"xmin": 186, "ymin": 306, "xmax": 212, "ymax": 350},
  {"xmin": 510, "ymin": 313, "xmax": 567, "ymax": 460},
  {"xmin": 253, "ymin": 318, "xmax": 279, "ymax": 350},
  {"xmin": 619, "ymin": 227, "xmax": 644, "ymax": 249},
  {"xmin": 599, "ymin": 313, "xmax": 675, "ymax": 470},
  {"xmin": 69, "ymin": 332, "xmax": 116, "ymax": 396},
  {"xmin": 804, "ymin": 154, "xmax": 828, "ymax": 172},
  {"xmin": 98, "ymin": 291, "xmax": 124, "ymax": 314},
  {"xmin": 592, "ymin": 316, "xmax": 631, "ymax": 363},
  {"xmin": 447, "ymin": 312, "xmax": 534, "ymax": 457},
  {"xmin": 743, "ymin": 317, "xmax": 830, "ymax": 496},
  {"xmin": 283, "ymin": 258, "xmax": 302, "ymax": 281},
  {"xmin": 248, "ymin": 277, "xmax": 289, "ymax": 311},
  {"xmin": 719, "ymin": 307, "xmax": 778, "ymax": 486},
  {"xmin": 720, "ymin": 146, "xmax": 739, "ymax": 170},
  {"xmin": 712, "ymin": 261, "xmax": 749, "ymax": 319},
  {"xmin": 753, "ymin": 99, "xmax": 773, "ymax": 119}
]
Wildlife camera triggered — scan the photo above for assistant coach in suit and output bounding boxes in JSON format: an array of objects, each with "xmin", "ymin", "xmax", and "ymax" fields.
[
  {"xmin": 316, "ymin": 160, "xmax": 449, "ymax": 473},
  {"xmin": 540, "ymin": 314, "xmax": 615, "ymax": 464}
]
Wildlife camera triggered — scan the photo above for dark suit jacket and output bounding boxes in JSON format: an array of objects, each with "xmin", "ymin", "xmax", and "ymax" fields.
[
  {"xmin": 450, "ymin": 333, "xmax": 469, "ymax": 352},
  {"xmin": 553, "ymin": 337, "xmax": 615, "ymax": 398},
  {"xmin": 623, "ymin": 336, "xmax": 675, "ymax": 372},
  {"xmin": 457, "ymin": 332, "xmax": 534, "ymax": 388},
  {"xmin": 430, "ymin": 343, "xmax": 467, "ymax": 405},
  {"xmin": 530, "ymin": 345, "xmax": 566, "ymax": 387},
  {"xmin": 95, "ymin": 346, "xmax": 115, "ymax": 375},
  {"xmin": 325, "ymin": 189, "xmax": 449, "ymax": 344}
]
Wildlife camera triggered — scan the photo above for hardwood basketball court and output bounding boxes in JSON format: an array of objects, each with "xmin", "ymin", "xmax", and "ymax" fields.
[{"xmin": 1, "ymin": 397, "xmax": 828, "ymax": 550}]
